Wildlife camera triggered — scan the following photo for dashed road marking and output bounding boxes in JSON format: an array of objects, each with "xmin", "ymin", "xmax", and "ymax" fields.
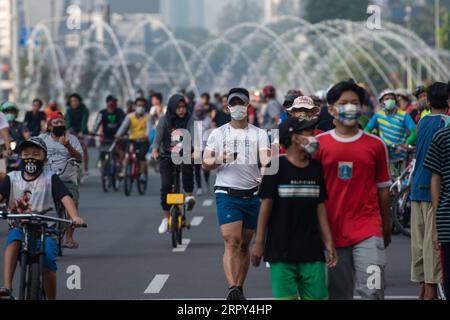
[
  {"xmin": 172, "ymin": 238, "xmax": 191, "ymax": 253},
  {"xmin": 190, "ymin": 216, "xmax": 204, "ymax": 227},
  {"xmin": 144, "ymin": 274, "xmax": 170, "ymax": 294},
  {"xmin": 202, "ymin": 199, "xmax": 213, "ymax": 207}
]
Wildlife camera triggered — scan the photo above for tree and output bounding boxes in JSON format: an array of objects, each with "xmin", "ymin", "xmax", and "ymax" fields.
[
  {"xmin": 438, "ymin": 10, "xmax": 450, "ymax": 50},
  {"xmin": 304, "ymin": 0, "xmax": 370, "ymax": 23},
  {"xmin": 216, "ymin": 0, "xmax": 263, "ymax": 32}
]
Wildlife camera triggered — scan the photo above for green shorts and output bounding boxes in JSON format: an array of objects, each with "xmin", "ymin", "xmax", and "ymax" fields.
[{"xmin": 270, "ymin": 261, "xmax": 328, "ymax": 300}]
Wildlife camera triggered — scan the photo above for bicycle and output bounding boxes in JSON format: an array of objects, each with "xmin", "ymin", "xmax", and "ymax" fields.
[
  {"xmin": 123, "ymin": 139, "xmax": 148, "ymax": 196},
  {"xmin": 162, "ymin": 155, "xmax": 191, "ymax": 249},
  {"xmin": 389, "ymin": 144, "xmax": 416, "ymax": 238},
  {"xmin": 48, "ymin": 158, "xmax": 81, "ymax": 256},
  {"xmin": 99, "ymin": 139, "xmax": 121, "ymax": 193},
  {"xmin": 0, "ymin": 209, "xmax": 87, "ymax": 300}
]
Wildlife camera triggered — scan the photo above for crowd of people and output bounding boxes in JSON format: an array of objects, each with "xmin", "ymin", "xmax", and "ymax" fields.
[{"xmin": 0, "ymin": 78, "xmax": 449, "ymax": 300}]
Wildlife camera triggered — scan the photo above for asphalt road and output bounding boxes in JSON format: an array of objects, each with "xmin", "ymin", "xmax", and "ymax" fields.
[{"xmin": 0, "ymin": 149, "xmax": 417, "ymax": 300}]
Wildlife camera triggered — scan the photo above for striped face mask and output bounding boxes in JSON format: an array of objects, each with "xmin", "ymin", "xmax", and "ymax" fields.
[{"xmin": 334, "ymin": 104, "xmax": 362, "ymax": 126}]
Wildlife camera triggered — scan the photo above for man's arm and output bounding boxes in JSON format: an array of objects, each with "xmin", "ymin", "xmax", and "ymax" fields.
[
  {"xmin": 91, "ymin": 112, "xmax": 102, "ymax": 134},
  {"xmin": 116, "ymin": 115, "xmax": 131, "ymax": 138},
  {"xmin": 251, "ymin": 198, "xmax": 273, "ymax": 267},
  {"xmin": 431, "ymin": 173, "xmax": 441, "ymax": 248},
  {"xmin": 317, "ymin": 203, "xmax": 337, "ymax": 268}
]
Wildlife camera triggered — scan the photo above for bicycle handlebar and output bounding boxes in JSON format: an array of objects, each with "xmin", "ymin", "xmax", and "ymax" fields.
[{"xmin": 0, "ymin": 211, "xmax": 88, "ymax": 228}]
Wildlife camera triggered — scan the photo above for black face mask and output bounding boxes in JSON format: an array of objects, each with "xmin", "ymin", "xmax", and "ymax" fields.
[
  {"xmin": 20, "ymin": 158, "xmax": 44, "ymax": 175},
  {"xmin": 52, "ymin": 126, "xmax": 66, "ymax": 137}
]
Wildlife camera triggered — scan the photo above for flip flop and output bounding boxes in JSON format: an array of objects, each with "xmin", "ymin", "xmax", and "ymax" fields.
[{"xmin": 63, "ymin": 241, "xmax": 79, "ymax": 249}]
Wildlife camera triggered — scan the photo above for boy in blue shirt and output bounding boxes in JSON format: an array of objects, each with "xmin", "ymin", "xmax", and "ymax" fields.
[{"xmin": 410, "ymin": 82, "xmax": 450, "ymax": 300}]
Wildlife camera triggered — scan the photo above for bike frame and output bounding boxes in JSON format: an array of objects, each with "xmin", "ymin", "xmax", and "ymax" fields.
[{"xmin": 125, "ymin": 141, "xmax": 138, "ymax": 179}]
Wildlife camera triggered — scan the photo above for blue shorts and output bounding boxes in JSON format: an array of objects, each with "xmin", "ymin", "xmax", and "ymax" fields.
[
  {"xmin": 215, "ymin": 192, "xmax": 260, "ymax": 230},
  {"xmin": 5, "ymin": 228, "xmax": 58, "ymax": 272}
]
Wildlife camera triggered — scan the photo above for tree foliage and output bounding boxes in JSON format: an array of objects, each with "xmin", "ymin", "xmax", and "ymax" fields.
[{"xmin": 304, "ymin": 0, "xmax": 370, "ymax": 23}]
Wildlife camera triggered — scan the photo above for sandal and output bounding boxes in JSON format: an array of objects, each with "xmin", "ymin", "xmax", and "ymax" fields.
[{"xmin": 63, "ymin": 241, "xmax": 79, "ymax": 249}]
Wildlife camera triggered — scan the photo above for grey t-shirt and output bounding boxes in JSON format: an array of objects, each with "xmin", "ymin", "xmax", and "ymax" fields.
[
  {"xmin": 39, "ymin": 133, "xmax": 83, "ymax": 184},
  {"xmin": 263, "ymin": 99, "xmax": 283, "ymax": 129}
]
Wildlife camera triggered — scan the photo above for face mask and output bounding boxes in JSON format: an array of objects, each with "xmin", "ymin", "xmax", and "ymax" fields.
[
  {"xmin": 136, "ymin": 107, "xmax": 145, "ymax": 116},
  {"xmin": 52, "ymin": 125, "xmax": 66, "ymax": 137},
  {"xmin": 334, "ymin": 104, "xmax": 362, "ymax": 126},
  {"xmin": 300, "ymin": 136, "xmax": 320, "ymax": 155},
  {"xmin": 383, "ymin": 99, "xmax": 397, "ymax": 111},
  {"xmin": 6, "ymin": 114, "xmax": 16, "ymax": 122},
  {"xmin": 20, "ymin": 158, "xmax": 44, "ymax": 175},
  {"xmin": 418, "ymin": 100, "xmax": 428, "ymax": 109},
  {"xmin": 229, "ymin": 105, "xmax": 247, "ymax": 121}
]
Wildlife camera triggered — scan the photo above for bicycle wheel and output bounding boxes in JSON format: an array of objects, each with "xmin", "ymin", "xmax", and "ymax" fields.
[
  {"xmin": 109, "ymin": 155, "xmax": 120, "ymax": 191},
  {"xmin": 170, "ymin": 206, "xmax": 178, "ymax": 248},
  {"xmin": 137, "ymin": 172, "xmax": 147, "ymax": 195},
  {"xmin": 101, "ymin": 159, "xmax": 111, "ymax": 193},
  {"xmin": 56, "ymin": 202, "xmax": 68, "ymax": 257},
  {"xmin": 177, "ymin": 214, "xmax": 183, "ymax": 245},
  {"xmin": 392, "ymin": 185, "xmax": 411, "ymax": 237},
  {"xmin": 124, "ymin": 161, "xmax": 133, "ymax": 196},
  {"xmin": 28, "ymin": 261, "xmax": 42, "ymax": 300}
]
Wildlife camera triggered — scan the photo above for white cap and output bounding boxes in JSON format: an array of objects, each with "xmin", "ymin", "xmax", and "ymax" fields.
[{"xmin": 287, "ymin": 96, "xmax": 316, "ymax": 111}]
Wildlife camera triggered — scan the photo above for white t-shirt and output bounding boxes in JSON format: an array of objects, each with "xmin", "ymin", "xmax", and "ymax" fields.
[
  {"xmin": 0, "ymin": 112, "xmax": 10, "ymax": 145},
  {"xmin": 205, "ymin": 123, "xmax": 270, "ymax": 190}
]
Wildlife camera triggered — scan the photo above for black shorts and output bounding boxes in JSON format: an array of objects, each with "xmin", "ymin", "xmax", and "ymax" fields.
[{"xmin": 128, "ymin": 140, "xmax": 149, "ymax": 162}]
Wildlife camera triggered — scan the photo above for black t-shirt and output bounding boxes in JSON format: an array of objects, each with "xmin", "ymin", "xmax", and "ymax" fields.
[
  {"xmin": 24, "ymin": 111, "xmax": 46, "ymax": 136},
  {"xmin": 0, "ymin": 174, "xmax": 71, "ymax": 203},
  {"xmin": 99, "ymin": 108, "xmax": 126, "ymax": 140},
  {"xmin": 258, "ymin": 157, "xmax": 328, "ymax": 263}
]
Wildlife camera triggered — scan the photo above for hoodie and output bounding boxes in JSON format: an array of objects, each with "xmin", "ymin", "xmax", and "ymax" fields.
[{"xmin": 152, "ymin": 94, "xmax": 194, "ymax": 156}]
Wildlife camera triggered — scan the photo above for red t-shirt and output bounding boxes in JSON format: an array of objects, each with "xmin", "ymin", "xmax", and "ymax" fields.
[{"xmin": 315, "ymin": 130, "xmax": 391, "ymax": 247}]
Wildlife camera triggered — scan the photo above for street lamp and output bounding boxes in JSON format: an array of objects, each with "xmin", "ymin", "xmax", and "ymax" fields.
[{"xmin": 435, "ymin": 0, "xmax": 440, "ymax": 49}]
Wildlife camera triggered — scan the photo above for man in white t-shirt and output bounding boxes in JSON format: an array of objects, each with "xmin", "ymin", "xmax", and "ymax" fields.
[
  {"xmin": 203, "ymin": 88, "xmax": 271, "ymax": 300},
  {"xmin": 0, "ymin": 108, "xmax": 12, "ymax": 175}
]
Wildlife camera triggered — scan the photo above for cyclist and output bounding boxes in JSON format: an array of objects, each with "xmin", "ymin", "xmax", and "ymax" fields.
[
  {"xmin": 116, "ymin": 98, "xmax": 151, "ymax": 183},
  {"xmin": 1, "ymin": 101, "xmax": 29, "ymax": 145},
  {"xmin": 39, "ymin": 112, "xmax": 83, "ymax": 250},
  {"xmin": 364, "ymin": 89, "xmax": 416, "ymax": 162},
  {"xmin": 65, "ymin": 93, "xmax": 90, "ymax": 175},
  {"xmin": 92, "ymin": 95, "xmax": 125, "ymax": 163},
  {"xmin": 0, "ymin": 105, "xmax": 12, "ymax": 176},
  {"xmin": 151, "ymin": 93, "xmax": 196, "ymax": 234},
  {"xmin": 0, "ymin": 137, "xmax": 85, "ymax": 300},
  {"xmin": 24, "ymin": 99, "xmax": 46, "ymax": 136},
  {"xmin": 43, "ymin": 100, "xmax": 61, "ymax": 119},
  {"xmin": 410, "ymin": 82, "xmax": 449, "ymax": 300}
]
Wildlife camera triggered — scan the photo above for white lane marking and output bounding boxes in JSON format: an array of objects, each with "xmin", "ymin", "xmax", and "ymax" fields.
[
  {"xmin": 144, "ymin": 274, "xmax": 170, "ymax": 294},
  {"xmin": 190, "ymin": 216, "xmax": 204, "ymax": 227},
  {"xmin": 172, "ymin": 238, "xmax": 191, "ymax": 252},
  {"xmin": 202, "ymin": 199, "xmax": 213, "ymax": 207}
]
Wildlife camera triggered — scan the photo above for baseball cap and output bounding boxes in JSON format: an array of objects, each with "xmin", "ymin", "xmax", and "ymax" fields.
[
  {"xmin": 106, "ymin": 95, "xmax": 118, "ymax": 103},
  {"xmin": 227, "ymin": 88, "xmax": 250, "ymax": 105},
  {"xmin": 279, "ymin": 117, "xmax": 319, "ymax": 147},
  {"xmin": 17, "ymin": 137, "xmax": 48, "ymax": 157},
  {"xmin": 287, "ymin": 96, "xmax": 316, "ymax": 111}
]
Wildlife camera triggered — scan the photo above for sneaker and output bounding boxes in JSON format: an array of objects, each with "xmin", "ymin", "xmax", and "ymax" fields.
[
  {"xmin": 158, "ymin": 218, "xmax": 169, "ymax": 234},
  {"xmin": 196, "ymin": 188, "xmax": 203, "ymax": 197},
  {"xmin": 226, "ymin": 286, "xmax": 245, "ymax": 300},
  {"xmin": 185, "ymin": 196, "xmax": 196, "ymax": 211}
]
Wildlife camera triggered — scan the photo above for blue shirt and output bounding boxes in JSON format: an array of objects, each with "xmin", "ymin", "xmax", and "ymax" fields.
[
  {"xmin": 411, "ymin": 114, "xmax": 450, "ymax": 201},
  {"xmin": 276, "ymin": 111, "xmax": 289, "ymax": 128}
]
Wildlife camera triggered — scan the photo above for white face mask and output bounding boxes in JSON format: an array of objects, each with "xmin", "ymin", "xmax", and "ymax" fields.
[
  {"xmin": 300, "ymin": 136, "xmax": 320, "ymax": 155},
  {"xmin": 229, "ymin": 105, "xmax": 248, "ymax": 120},
  {"xmin": 136, "ymin": 106, "xmax": 145, "ymax": 115}
]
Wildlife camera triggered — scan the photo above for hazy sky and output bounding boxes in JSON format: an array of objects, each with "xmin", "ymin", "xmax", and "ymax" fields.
[{"xmin": 25, "ymin": 0, "xmax": 234, "ymax": 31}]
